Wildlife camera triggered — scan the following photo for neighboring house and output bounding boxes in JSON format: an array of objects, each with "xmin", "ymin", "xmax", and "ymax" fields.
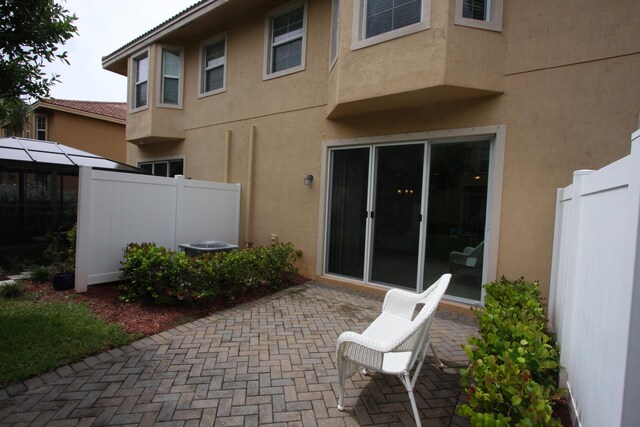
[
  {"xmin": 101, "ymin": 0, "xmax": 640, "ymax": 306},
  {"xmin": 1, "ymin": 99, "xmax": 128, "ymax": 164}
]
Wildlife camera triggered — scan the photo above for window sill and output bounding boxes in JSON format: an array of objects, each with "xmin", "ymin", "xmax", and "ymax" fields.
[
  {"xmin": 263, "ymin": 64, "xmax": 306, "ymax": 81},
  {"xmin": 454, "ymin": 16, "xmax": 502, "ymax": 32},
  {"xmin": 198, "ymin": 87, "xmax": 226, "ymax": 99},
  {"xmin": 155, "ymin": 103, "xmax": 183, "ymax": 110},
  {"xmin": 129, "ymin": 105, "xmax": 149, "ymax": 114}
]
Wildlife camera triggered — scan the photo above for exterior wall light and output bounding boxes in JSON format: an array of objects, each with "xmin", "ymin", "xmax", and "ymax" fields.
[{"xmin": 304, "ymin": 174, "xmax": 314, "ymax": 185}]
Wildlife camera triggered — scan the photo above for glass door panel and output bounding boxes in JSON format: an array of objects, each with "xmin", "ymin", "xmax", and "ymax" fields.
[
  {"xmin": 370, "ymin": 144, "xmax": 424, "ymax": 289},
  {"xmin": 424, "ymin": 141, "xmax": 490, "ymax": 300},
  {"xmin": 326, "ymin": 147, "xmax": 370, "ymax": 279}
]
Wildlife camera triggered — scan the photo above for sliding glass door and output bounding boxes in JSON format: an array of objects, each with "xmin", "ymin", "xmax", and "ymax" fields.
[
  {"xmin": 326, "ymin": 147, "xmax": 370, "ymax": 279},
  {"xmin": 423, "ymin": 141, "xmax": 489, "ymax": 300},
  {"xmin": 370, "ymin": 144, "xmax": 424, "ymax": 288},
  {"xmin": 325, "ymin": 138, "xmax": 492, "ymax": 302}
]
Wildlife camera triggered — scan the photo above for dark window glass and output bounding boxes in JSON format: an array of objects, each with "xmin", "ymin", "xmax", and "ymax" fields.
[
  {"xmin": 162, "ymin": 78, "xmax": 179, "ymax": 104},
  {"xmin": 271, "ymin": 5, "xmax": 304, "ymax": 73},
  {"xmin": 366, "ymin": 0, "xmax": 421, "ymax": 39},
  {"xmin": 168, "ymin": 160, "xmax": 184, "ymax": 177},
  {"xmin": 463, "ymin": 0, "xmax": 487, "ymax": 20},
  {"xmin": 204, "ymin": 39, "xmax": 225, "ymax": 92}
]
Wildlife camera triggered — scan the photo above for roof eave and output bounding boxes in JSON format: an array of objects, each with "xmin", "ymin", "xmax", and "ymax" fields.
[
  {"xmin": 31, "ymin": 101, "xmax": 126, "ymax": 125},
  {"xmin": 102, "ymin": 0, "xmax": 229, "ymax": 74}
]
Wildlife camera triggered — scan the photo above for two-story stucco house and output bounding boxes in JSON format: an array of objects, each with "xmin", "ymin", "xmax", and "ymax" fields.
[
  {"xmin": 102, "ymin": 0, "xmax": 640, "ymax": 307},
  {"xmin": 2, "ymin": 99, "xmax": 128, "ymax": 164}
]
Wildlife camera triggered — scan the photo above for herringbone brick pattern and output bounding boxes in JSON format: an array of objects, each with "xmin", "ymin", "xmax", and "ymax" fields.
[{"xmin": 0, "ymin": 282, "xmax": 477, "ymax": 426}]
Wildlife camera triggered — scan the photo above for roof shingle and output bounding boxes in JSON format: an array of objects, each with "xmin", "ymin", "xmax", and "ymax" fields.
[{"xmin": 37, "ymin": 99, "xmax": 127, "ymax": 121}]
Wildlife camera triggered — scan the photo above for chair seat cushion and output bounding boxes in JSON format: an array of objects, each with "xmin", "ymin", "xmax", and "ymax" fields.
[
  {"xmin": 362, "ymin": 312, "xmax": 412, "ymax": 343},
  {"xmin": 357, "ymin": 313, "xmax": 415, "ymax": 374}
]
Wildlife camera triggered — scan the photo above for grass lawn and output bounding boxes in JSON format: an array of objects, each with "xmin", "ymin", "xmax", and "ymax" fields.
[{"xmin": 0, "ymin": 291, "xmax": 138, "ymax": 387}]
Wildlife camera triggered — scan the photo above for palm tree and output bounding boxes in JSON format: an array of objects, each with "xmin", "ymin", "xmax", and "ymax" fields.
[{"xmin": 0, "ymin": 98, "xmax": 30, "ymax": 137}]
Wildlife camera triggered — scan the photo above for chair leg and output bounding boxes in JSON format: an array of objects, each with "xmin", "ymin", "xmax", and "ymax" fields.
[
  {"xmin": 338, "ymin": 382, "xmax": 345, "ymax": 411},
  {"xmin": 401, "ymin": 372, "xmax": 422, "ymax": 427},
  {"xmin": 430, "ymin": 341, "xmax": 445, "ymax": 368},
  {"xmin": 337, "ymin": 361, "xmax": 345, "ymax": 411}
]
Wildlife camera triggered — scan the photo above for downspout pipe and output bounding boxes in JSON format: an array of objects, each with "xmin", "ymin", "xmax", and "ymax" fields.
[{"xmin": 244, "ymin": 125, "xmax": 255, "ymax": 248}]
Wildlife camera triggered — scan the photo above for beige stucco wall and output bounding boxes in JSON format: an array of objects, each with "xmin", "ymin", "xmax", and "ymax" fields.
[
  {"xmin": 116, "ymin": 0, "xmax": 640, "ymax": 296},
  {"xmin": 34, "ymin": 110, "xmax": 127, "ymax": 163}
]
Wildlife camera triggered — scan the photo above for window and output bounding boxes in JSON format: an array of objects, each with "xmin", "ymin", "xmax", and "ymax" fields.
[
  {"xmin": 352, "ymin": 0, "xmax": 430, "ymax": 50},
  {"xmin": 138, "ymin": 159, "xmax": 184, "ymax": 177},
  {"xmin": 455, "ymin": 0, "xmax": 503, "ymax": 32},
  {"xmin": 265, "ymin": 1, "xmax": 307, "ymax": 79},
  {"xmin": 329, "ymin": 0, "xmax": 340, "ymax": 69},
  {"xmin": 132, "ymin": 51, "xmax": 149, "ymax": 110},
  {"xmin": 35, "ymin": 115, "xmax": 47, "ymax": 140},
  {"xmin": 365, "ymin": 0, "xmax": 421, "ymax": 38},
  {"xmin": 463, "ymin": 0, "xmax": 488, "ymax": 20},
  {"xmin": 200, "ymin": 34, "xmax": 227, "ymax": 97},
  {"xmin": 160, "ymin": 47, "xmax": 183, "ymax": 106}
]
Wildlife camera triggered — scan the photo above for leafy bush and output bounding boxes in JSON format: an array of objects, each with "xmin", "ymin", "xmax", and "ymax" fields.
[
  {"xmin": 458, "ymin": 278, "xmax": 562, "ymax": 426},
  {"xmin": 28, "ymin": 265, "xmax": 51, "ymax": 283},
  {"xmin": 0, "ymin": 282, "xmax": 23, "ymax": 299},
  {"xmin": 119, "ymin": 242, "xmax": 299, "ymax": 305}
]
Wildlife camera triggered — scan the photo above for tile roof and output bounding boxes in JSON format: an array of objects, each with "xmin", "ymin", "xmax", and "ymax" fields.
[{"xmin": 38, "ymin": 99, "xmax": 127, "ymax": 122}]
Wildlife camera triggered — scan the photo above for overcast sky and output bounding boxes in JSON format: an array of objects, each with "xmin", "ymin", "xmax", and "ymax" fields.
[{"xmin": 42, "ymin": 0, "xmax": 196, "ymax": 103}]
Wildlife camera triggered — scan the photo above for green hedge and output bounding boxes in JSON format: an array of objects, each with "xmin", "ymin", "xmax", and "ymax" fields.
[
  {"xmin": 458, "ymin": 278, "xmax": 562, "ymax": 426},
  {"xmin": 119, "ymin": 242, "xmax": 299, "ymax": 305}
]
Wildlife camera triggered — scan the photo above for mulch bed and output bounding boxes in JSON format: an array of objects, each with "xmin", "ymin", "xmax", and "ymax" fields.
[{"xmin": 20, "ymin": 277, "xmax": 306, "ymax": 336}]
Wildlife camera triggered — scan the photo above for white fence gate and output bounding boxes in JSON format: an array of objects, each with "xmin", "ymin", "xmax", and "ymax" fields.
[
  {"xmin": 75, "ymin": 166, "xmax": 241, "ymax": 292},
  {"xmin": 549, "ymin": 130, "xmax": 640, "ymax": 427}
]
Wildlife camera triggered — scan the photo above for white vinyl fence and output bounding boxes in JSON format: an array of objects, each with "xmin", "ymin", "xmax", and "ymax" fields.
[
  {"xmin": 549, "ymin": 129, "xmax": 640, "ymax": 427},
  {"xmin": 75, "ymin": 166, "xmax": 241, "ymax": 292}
]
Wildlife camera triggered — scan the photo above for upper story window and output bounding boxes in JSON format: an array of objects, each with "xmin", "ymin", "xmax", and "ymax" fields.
[
  {"xmin": 455, "ymin": 0, "xmax": 503, "ymax": 32},
  {"xmin": 200, "ymin": 34, "xmax": 227, "ymax": 97},
  {"xmin": 365, "ymin": 0, "xmax": 421, "ymax": 38},
  {"xmin": 264, "ymin": 1, "xmax": 307, "ymax": 80},
  {"xmin": 159, "ymin": 47, "xmax": 183, "ymax": 107},
  {"xmin": 35, "ymin": 115, "xmax": 47, "ymax": 140},
  {"xmin": 139, "ymin": 158, "xmax": 184, "ymax": 177},
  {"xmin": 352, "ymin": 0, "xmax": 430, "ymax": 50},
  {"xmin": 329, "ymin": 0, "xmax": 340, "ymax": 69},
  {"xmin": 131, "ymin": 51, "xmax": 149, "ymax": 111}
]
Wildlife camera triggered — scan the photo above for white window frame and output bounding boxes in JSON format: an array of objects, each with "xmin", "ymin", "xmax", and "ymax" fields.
[
  {"xmin": 35, "ymin": 114, "xmax": 47, "ymax": 141},
  {"xmin": 317, "ymin": 125, "xmax": 506, "ymax": 305},
  {"xmin": 199, "ymin": 33, "xmax": 228, "ymax": 98},
  {"xmin": 129, "ymin": 49, "xmax": 150, "ymax": 113},
  {"xmin": 157, "ymin": 45, "xmax": 184, "ymax": 109},
  {"xmin": 454, "ymin": 0, "xmax": 503, "ymax": 32},
  {"xmin": 263, "ymin": 0, "xmax": 308, "ymax": 80},
  {"xmin": 329, "ymin": 0, "xmax": 340, "ymax": 71},
  {"xmin": 351, "ymin": 0, "xmax": 430, "ymax": 51},
  {"xmin": 138, "ymin": 156, "xmax": 185, "ymax": 177}
]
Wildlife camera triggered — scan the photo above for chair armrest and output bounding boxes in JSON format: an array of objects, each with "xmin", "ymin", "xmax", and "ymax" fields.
[{"xmin": 336, "ymin": 331, "xmax": 393, "ymax": 371}]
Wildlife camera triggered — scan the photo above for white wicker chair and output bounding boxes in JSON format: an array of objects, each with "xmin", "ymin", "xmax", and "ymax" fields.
[{"xmin": 336, "ymin": 274, "xmax": 451, "ymax": 427}]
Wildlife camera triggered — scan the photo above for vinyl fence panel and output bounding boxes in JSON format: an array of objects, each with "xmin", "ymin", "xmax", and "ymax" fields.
[
  {"xmin": 75, "ymin": 167, "xmax": 240, "ymax": 292},
  {"xmin": 549, "ymin": 129, "xmax": 640, "ymax": 427}
]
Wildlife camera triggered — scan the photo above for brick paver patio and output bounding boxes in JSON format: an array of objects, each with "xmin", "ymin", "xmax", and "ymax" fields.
[{"xmin": 0, "ymin": 281, "xmax": 477, "ymax": 426}]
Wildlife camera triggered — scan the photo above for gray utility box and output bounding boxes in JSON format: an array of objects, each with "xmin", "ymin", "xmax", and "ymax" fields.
[{"xmin": 179, "ymin": 241, "xmax": 238, "ymax": 256}]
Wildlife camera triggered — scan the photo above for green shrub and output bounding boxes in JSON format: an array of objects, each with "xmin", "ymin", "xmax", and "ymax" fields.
[
  {"xmin": 28, "ymin": 265, "xmax": 51, "ymax": 283},
  {"xmin": 119, "ymin": 242, "xmax": 299, "ymax": 305},
  {"xmin": 458, "ymin": 278, "xmax": 562, "ymax": 426},
  {"xmin": 0, "ymin": 282, "xmax": 23, "ymax": 299}
]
